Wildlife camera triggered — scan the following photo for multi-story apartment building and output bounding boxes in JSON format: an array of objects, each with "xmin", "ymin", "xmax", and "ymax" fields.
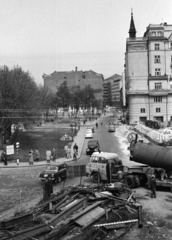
[
  {"xmin": 103, "ymin": 74, "xmax": 122, "ymax": 107},
  {"xmin": 43, "ymin": 67, "xmax": 104, "ymax": 107},
  {"xmin": 125, "ymin": 11, "xmax": 172, "ymax": 124}
]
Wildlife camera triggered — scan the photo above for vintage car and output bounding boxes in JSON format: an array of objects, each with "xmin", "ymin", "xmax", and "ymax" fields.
[
  {"xmin": 86, "ymin": 139, "xmax": 100, "ymax": 155},
  {"xmin": 85, "ymin": 129, "xmax": 93, "ymax": 138},
  {"xmin": 108, "ymin": 124, "xmax": 115, "ymax": 132},
  {"xmin": 39, "ymin": 163, "xmax": 67, "ymax": 183},
  {"xmin": 87, "ymin": 125, "xmax": 94, "ymax": 133}
]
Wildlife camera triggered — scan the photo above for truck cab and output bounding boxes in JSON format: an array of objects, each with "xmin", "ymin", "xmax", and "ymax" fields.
[{"xmin": 86, "ymin": 152, "xmax": 122, "ymax": 183}]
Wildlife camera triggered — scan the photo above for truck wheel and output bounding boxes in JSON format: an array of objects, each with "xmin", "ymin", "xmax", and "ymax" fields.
[
  {"xmin": 92, "ymin": 173, "xmax": 101, "ymax": 183},
  {"xmin": 127, "ymin": 175, "xmax": 135, "ymax": 188}
]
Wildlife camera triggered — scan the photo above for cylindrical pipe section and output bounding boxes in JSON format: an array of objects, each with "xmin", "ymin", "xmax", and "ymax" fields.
[{"xmin": 130, "ymin": 141, "xmax": 172, "ymax": 170}]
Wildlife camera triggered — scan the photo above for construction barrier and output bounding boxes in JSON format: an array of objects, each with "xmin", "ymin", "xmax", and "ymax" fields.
[{"xmin": 67, "ymin": 163, "xmax": 86, "ymax": 178}]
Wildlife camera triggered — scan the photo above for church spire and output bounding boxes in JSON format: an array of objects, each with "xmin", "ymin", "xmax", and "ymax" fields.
[{"xmin": 129, "ymin": 9, "xmax": 136, "ymax": 38}]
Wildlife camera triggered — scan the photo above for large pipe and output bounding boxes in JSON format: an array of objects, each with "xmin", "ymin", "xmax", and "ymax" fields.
[{"xmin": 129, "ymin": 141, "xmax": 172, "ymax": 170}]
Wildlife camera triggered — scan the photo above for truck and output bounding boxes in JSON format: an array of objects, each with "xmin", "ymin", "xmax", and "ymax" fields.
[{"xmin": 125, "ymin": 138, "xmax": 172, "ymax": 190}]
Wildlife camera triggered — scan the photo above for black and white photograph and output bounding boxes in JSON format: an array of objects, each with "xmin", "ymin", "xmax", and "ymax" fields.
[{"xmin": 0, "ymin": 0, "xmax": 172, "ymax": 239}]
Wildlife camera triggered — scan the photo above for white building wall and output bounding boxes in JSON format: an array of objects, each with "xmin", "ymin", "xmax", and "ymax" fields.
[
  {"xmin": 129, "ymin": 95, "xmax": 149, "ymax": 123},
  {"xmin": 128, "ymin": 77, "xmax": 148, "ymax": 90},
  {"xmin": 149, "ymin": 81, "xmax": 168, "ymax": 89}
]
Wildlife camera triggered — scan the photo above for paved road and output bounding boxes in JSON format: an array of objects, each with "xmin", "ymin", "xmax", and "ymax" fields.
[{"xmin": 0, "ymin": 114, "xmax": 132, "ymax": 218}]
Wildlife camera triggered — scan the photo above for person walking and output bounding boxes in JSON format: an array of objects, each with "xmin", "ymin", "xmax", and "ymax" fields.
[
  {"xmin": 67, "ymin": 146, "xmax": 72, "ymax": 159},
  {"xmin": 35, "ymin": 148, "xmax": 40, "ymax": 162},
  {"xmin": 96, "ymin": 122, "xmax": 98, "ymax": 129},
  {"xmin": 29, "ymin": 149, "xmax": 34, "ymax": 165},
  {"xmin": 46, "ymin": 149, "xmax": 51, "ymax": 163},
  {"xmin": 150, "ymin": 175, "xmax": 156, "ymax": 198},
  {"xmin": 64, "ymin": 144, "xmax": 68, "ymax": 158},
  {"xmin": 52, "ymin": 147, "xmax": 57, "ymax": 161},
  {"xmin": 73, "ymin": 143, "xmax": 78, "ymax": 153},
  {"xmin": 73, "ymin": 143, "xmax": 78, "ymax": 160},
  {"xmin": 2, "ymin": 151, "xmax": 8, "ymax": 166}
]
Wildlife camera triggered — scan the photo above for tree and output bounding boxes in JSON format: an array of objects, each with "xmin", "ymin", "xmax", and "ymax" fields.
[
  {"xmin": 37, "ymin": 85, "xmax": 55, "ymax": 121},
  {"xmin": 55, "ymin": 82, "xmax": 71, "ymax": 108},
  {"xmin": 0, "ymin": 65, "xmax": 41, "ymax": 147}
]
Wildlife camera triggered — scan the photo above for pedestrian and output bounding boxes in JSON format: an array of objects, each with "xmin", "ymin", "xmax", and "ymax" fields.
[
  {"xmin": 73, "ymin": 150, "xmax": 77, "ymax": 161},
  {"xmin": 64, "ymin": 144, "xmax": 68, "ymax": 158},
  {"xmin": 117, "ymin": 168, "xmax": 124, "ymax": 182},
  {"xmin": 2, "ymin": 151, "xmax": 8, "ymax": 166},
  {"xmin": 35, "ymin": 148, "xmax": 40, "ymax": 162},
  {"xmin": 29, "ymin": 149, "xmax": 34, "ymax": 165},
  {"xmin": 52, "ymin": 147, "xmax": 57, "ymax": 161},
  {"xmin": 150, "ymin": 175, "xmax": 156, "ymax": 198},
  {"xmin": 73, "ymin": 143, "xmax": 78, "ymax": 153},
  {"xmin": 96, "ymin": 122, "xmax": 98, "ymax": 128},
  {"xmin": 67, "ymin": 147, "xmax": 72, "ymax": 159},
  {"xmin": 46, "ymin": 149, "xmax": 51, "ymax": 163}
]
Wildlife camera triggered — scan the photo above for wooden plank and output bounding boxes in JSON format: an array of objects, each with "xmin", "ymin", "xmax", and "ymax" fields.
[
  {"xmin": 0, "ymin": 213, "xmax": 33, "ymax": 230},
  {"xmin": 48, "ymin": 197, "xmax": 87, "ymax": 227},
  {"xmin": 3, "ymin": 224, "xmax": 52, "ymax": 240},
  {"xmin": 75, "ymin": 206, "xmax": 106, "ymax": 229},
  {"xmin": 71, "ymin": 201, "xmax": 103, "ymax": 221}
]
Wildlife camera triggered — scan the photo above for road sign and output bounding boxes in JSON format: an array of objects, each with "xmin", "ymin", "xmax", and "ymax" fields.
[
  {"xmin": 6, "ymin": 145, "xmax": 14, "ymax": 155},
  {"xmin": 16, "ymin": 142, "xmax": 20, "ymax": 148}
]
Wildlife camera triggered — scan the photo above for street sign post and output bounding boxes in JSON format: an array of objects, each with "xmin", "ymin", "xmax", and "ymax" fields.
[{"xmin": 16, "ymin": 142, "xmax": 20, "ymax": 165}]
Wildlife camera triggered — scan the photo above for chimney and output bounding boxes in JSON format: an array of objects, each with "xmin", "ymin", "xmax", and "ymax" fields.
[{"xmin": 75, "ymin": 67, "xmax": 78, "ymax": 72}]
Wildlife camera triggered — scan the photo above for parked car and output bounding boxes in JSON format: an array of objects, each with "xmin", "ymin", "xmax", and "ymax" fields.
[
  {"xmin": 86, "ymin": 140, "xmax": 100, "ymax": 155},
  {"xmin": 86, "ymin": 152, "xmax": 122, "ymax": 183},
  {"xmin": 39, "ymin": 163, "xmax": 67, "ymax": 183},
  {"xmin": 87, "ymin": 125, "xmax": 94, "ymax": 133},
  {"xmin": 85, "ymin": 129, "xmax": 93, "ymax": 138},
  {"xmin": 108, "ymin": 124, "xmax": 115, "ymax": 132}
]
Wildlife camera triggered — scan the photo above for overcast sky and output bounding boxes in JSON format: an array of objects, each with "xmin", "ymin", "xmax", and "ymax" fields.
[{"xmin": 0, "ymin": 0, "xmax": 172, "ymax": 84}]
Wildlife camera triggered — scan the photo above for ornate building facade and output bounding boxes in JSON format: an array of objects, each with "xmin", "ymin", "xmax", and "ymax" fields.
[{"xmin": 125, "ymin": 11, "xmax": 172, "ymax": 124}]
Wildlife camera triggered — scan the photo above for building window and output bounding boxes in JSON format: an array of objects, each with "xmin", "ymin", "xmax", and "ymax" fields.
[
  {"xmin": 140, "ymin": 108, "xmax": 145, "ymax": 113},
  {"xmin": 152, "ymin": 31, "xmax": 156, "ymax": 36},
  {"xmin": 82, "ymin": 72, "xmax": 86, "ymax": 79},
  {"xmin": 157, "ymin": 31, "xmax": 162, "ymax": 36},
  {"xmin": 156, "ymin": 108, "xmax": 161, "ymax": 112},
  {"xmin": 155, "ymin": 68, "xmax": 161, "ymax": 76},
  {"xmin": 155, "ymin": 43, "xmax": 160, "ymax": 50},
  {"xmin": 154, "ymin": 96, "xmax": 162, "ymax": 102},
  {"xmin": 170, "ymin": 43, "xmax": 172, "ymax": 49},
  {"xmin": 154, "ymin": 55, "xmax": 160, "ymax": 63},
  {"xmin": 155, "ymin": 82, "xmax": 162, "ymax": 90}
]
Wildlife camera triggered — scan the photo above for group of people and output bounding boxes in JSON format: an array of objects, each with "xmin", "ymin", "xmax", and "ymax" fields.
[
  {"xmin": 28, "ymin": 149, "xmax": 40, "ymax": 165},
  {"xmin": 28, "ymin": 147, "xmax": 57, "ymax": 165},
  {"xmin": 64, "ymin": 143, "xmax": 78, "ymax": 160}
]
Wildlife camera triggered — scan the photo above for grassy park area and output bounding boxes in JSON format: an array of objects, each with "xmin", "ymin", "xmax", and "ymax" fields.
[{"xmin": 8, "ymin": 125, "xmax": 77, "ymax": 162}]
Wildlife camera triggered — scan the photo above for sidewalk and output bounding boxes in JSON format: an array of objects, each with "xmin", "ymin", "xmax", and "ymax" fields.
[{"xmin": 0, "ymin": 119, "xmax": 97, "ymax": 168}]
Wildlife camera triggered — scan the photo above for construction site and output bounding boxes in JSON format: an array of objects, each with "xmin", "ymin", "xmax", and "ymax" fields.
[{"xmin": 1, "ymin": 120, "xmax": 172, "ymax": 239}]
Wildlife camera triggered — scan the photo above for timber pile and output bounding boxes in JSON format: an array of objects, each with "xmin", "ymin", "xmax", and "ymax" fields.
[{"xmin": 0, "ymin": 183, "xmax": 143, "ymax": 240}]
